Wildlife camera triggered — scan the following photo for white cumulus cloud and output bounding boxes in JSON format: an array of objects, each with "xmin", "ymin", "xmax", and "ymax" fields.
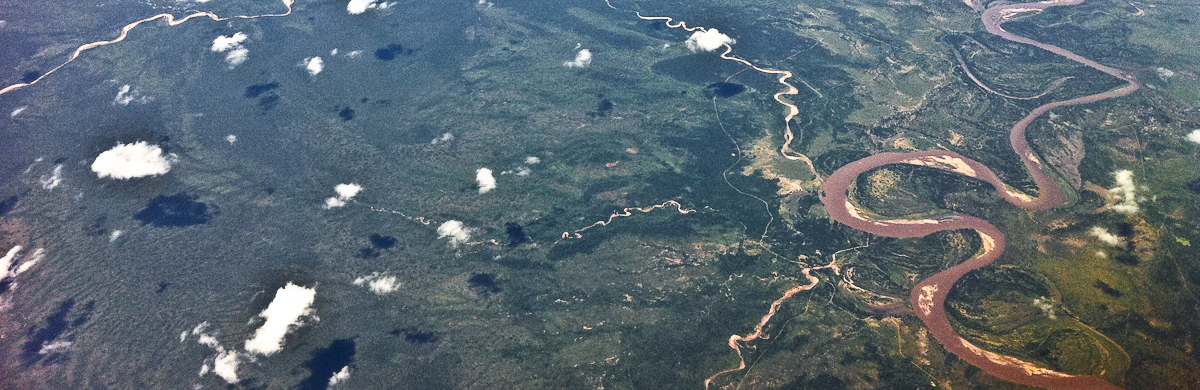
[
  {"xmin": 210, "ymin": 33, "xmax": 247, "ymax": 52},
  {"xmin": 476, "ymin": 168, "xmax": 496, "ymax": 193},
  {"xmin": 0, "ymin": 245, "xmax": 22, "ymax": 280},
  {"xmin": 686, "ymin": 29, "xmax": 735, "ymax": 52},
  {"xmin": 113, "ymin": 85, "xmax": 152, "ymax": 106},
  {"xmin": 353, "ymin": 273, "xmax": 400, "ymax": 294},
  {"xmin": 91, "ymin": 141, "xmax": 172, "ymax": 180},
  {"xmin": 39, "ymin": 164, "xmax": 62, "ymax": 190},
  {"xmin": 437, "ymin": 220, "xmax": 473, "ymax": 247},
  {"xmin": 1108, "ymin": 170, "xmax": 1139, "ymax": 214},
  {"xmin": 1088, "ymin": 227, "xmax": 1122, "ymax": 246},
  {"xmin": 14, "ymin": 248, "xmax": 42, "ymax": 275},
  {"xmin": 211, "ymin": 32, "xmax": 249, "ymax": 68},
  {"xmin": 212, "ymin": 351, "xmax": 240, "ymax": 383},
  {"xmin": 187, "ymin": 322, "xmax": 241, "ymax": 384},
  {"xmin": 1186, "ymin": 129, "xmax": 1200, "ymax": 144},
  {"xmin": 329, "ymin": 366, "xmax": 351, "ymax": 386},
  {"xmin": 244, "ymin": 283, "xmax": 317, "ymax": 355},
  {"xmin": 302, "ymin": 56, "xmax": 324, "ymax": 76},
  {"xmin": 430, "ymin": 132, "xmax": 454, "ymax": 144},
  {"xmin": 563, "ymin": 49, "xmax": 592, "ymax": 68},
  {"xmin": 324, "ymin": 183, "xmax": 363, "ymax": 209},
  {"xmin": 348, "ymin": 0, "xmax": 392, "ymax": 14}
]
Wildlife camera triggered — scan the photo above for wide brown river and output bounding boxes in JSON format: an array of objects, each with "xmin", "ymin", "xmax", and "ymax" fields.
[{"xmin": 822, "ymin": 0, "xmax": 1138, "ymax": 388}]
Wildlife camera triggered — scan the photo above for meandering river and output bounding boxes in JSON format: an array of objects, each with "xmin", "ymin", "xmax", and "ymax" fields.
[{"xmin": 822, "ymin": 0, "xmax": 1138, "ymax": 388}]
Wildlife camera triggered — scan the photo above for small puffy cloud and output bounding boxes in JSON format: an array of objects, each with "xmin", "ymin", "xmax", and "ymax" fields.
[
  {"xmin": 430, "ymin": 132, "xmax": 454, "ymax": 144},
  {"xmin": 38, "ymin": 340, "xmax": 71, "ymax": 355},
  {"xmin": 244, "ymin": 283, "xmax": 317, "ymax": 355},
  {"xmin": 113, "ymin": 85, "xmax": 152, "ymax": 106},
  {"xmin": 211, "ymin": 33, "xmax": 249, "ymax": 68},
  {"xmin": 348, "ymin": 0, "xmax": 393, "ymax": 14},
  {"xmin": 39, "ymin": 164, "xmax": 62, "ymax": 190},
  {"xmin": 329, "ymin": 366, "xmax": 351, "ymax": 386},
  {"xmin": 437, "ymin": 220, "xmax": 473, "ymax": 247},
  {"xmin": 563, "ymin": 49, "xmax": 592, "ymax": 68},
  {"xmin": 524, "ymin": 156, "xmax": 540, "ymax": 164},
  {"xmin": 1088, "ymin": 227, "xmax": 1122, "ymax": 246},
  {"xmin": 0, "ymin": 245, "xmax": 22, "ymax": 280},
  {"xmin": 501, "ymin": 165, "xmax": 532, "ymax": 176},
  {"xmin": 325, "ymin": 198, "xmax": 347, "ymax": 208},
  {"xmin": 187, "ymin": 322, "xmax": 240, "ymax": 384},
  {"xmin": 0, "ymin": 246, "xmax": 40, "ymax": 297},
  {"xmin": 686, "ymin": 29, "xmax": 735, "ymax": 52},
  {"xmin": 10, "ymin": 106, "xmax": 27, "ymax": 118},
  {"xmin": 1186, "ymin": 129, "xmax": 1200, "ymax": 144},
  {"xmin": 324, "ymin": 183, "xmax": 363, "ymax": 209},
  {"xmin": 225, "ymin": 134, "xmax": 237, "ymax": 144},
  {"xmin": 212, "ymin": 351, "xmax": 240, "ymax": 383},
  {"xmin": 210, "ymin": 33, "xmax": 247, "ymax": 52},
  {"xmin": 476, "ymin": 168, "xmax": 496, "ymax": 193},
  {"xmin": 302, "ymin": 56, "xmax": 324, "ymax": 76},
  {"xmin": 14, "ymin": 248, "xmax": 43, "ymax": 275},
  {"xmin": 353, "ymin": 273, "xmax": 400, "ymax": 294},
  {"xmin": 92, "ymin": 141, "xmax": 172, "ymax": 180},
  {"xmin": 335, "ymin": 183, "xmax": 362, "ymax": 198},
  {"xmin": 225, "ymin": 48, "xmax": 249, "ymax": 67},
  {"xmin": 347, "ymin": 0, "xmax": 376, "ymax": 14},
  {"xmin": 197, "ymin": 334, "xmax": 221, "ymax": 349},
  {"xmin": 191, "ymin": 322, "xmax": 209, "ymax": 336},
  {"xmin": 1108, "ymin": 170, "xmax": 1139, "ymax": 214}
]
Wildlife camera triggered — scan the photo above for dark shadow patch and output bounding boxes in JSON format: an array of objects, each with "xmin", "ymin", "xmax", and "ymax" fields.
[
  {"xmin": 369, "ymin": 234, "xmax": 398, "ymax": 249},
  {"xmin": 778, "ymin": 372, "xmax": 848, "ymax": 390},
  {"xmin": 0, "ymin": 195, "xmax": 19, "ymax": 216},
  {"xmin": 358, "ymin": 247, "xmax": 380, "ymax": 258},
  {"xmin": 338, "ymin": 107, "xmax": 355, "ymax": 121},
  {"xmin": 505, "ymin": 223, "xmax": 530, "ymax": 247},
  {"xmin": 704, "ymin": 82, "xmax": 746, "ymax": 98},
  {"xmin": 84, "ymin": 216, "xmax": 108, "ymax": 237},
  {"xmin": 156, "ymin": 281, "xmax": 170, "ymax": 294},
  {"xmin": 375, "ymin": 44, "xmax": 413, "ymax": 60},
  {"xmin": 259, "ymin": 94, "xmax": 281, "ymax": 111},
  {"xmin": 298, "ymin": 338, "xmax": 356, "ymax": 390},
  {"xmin": 1115, "ymin": 223, "xmax": 1135, "ymax": 238},
  {"xmin": 134, "ymin": 193, "xmax": 215, "ymax": 227},
  {"xmin": 21, "ymin": 71, "xmax": 41, "ymax": 83},
  {"xmin": 586, "ymin": 98, "xmax": 614, "ymax": 118},
  {"xmin": 650, "ymin": 54, "xmax": 746, "ymax": 85},
  {"xmin": 391, "ymin": 328, "xmax": 440, "ymax": 344},
  {"xmin": 1114, "ymin": 252, "xmax": 1139, "ymax": 266},
  {"xmin": 467, "ymin": 273, "xmax": 500, "ymax": 294},
  {"xmin": 245, "ymin": 82, "xmax": 279, "ymax": 98},
  {"xmin": 21, "ymin": 299, "xmax": 95, "ymax": 366},
  {"xmin": 718, "ymin": 251, "xmax": 757, "ymax": 275},
  {"xmin": 1188, "ymin": 178, "xmax": 1200, "ymax": 195},
  {"xmin": 1094, "ymin": 280, "xmax": 1122, "ymax": 297}
]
